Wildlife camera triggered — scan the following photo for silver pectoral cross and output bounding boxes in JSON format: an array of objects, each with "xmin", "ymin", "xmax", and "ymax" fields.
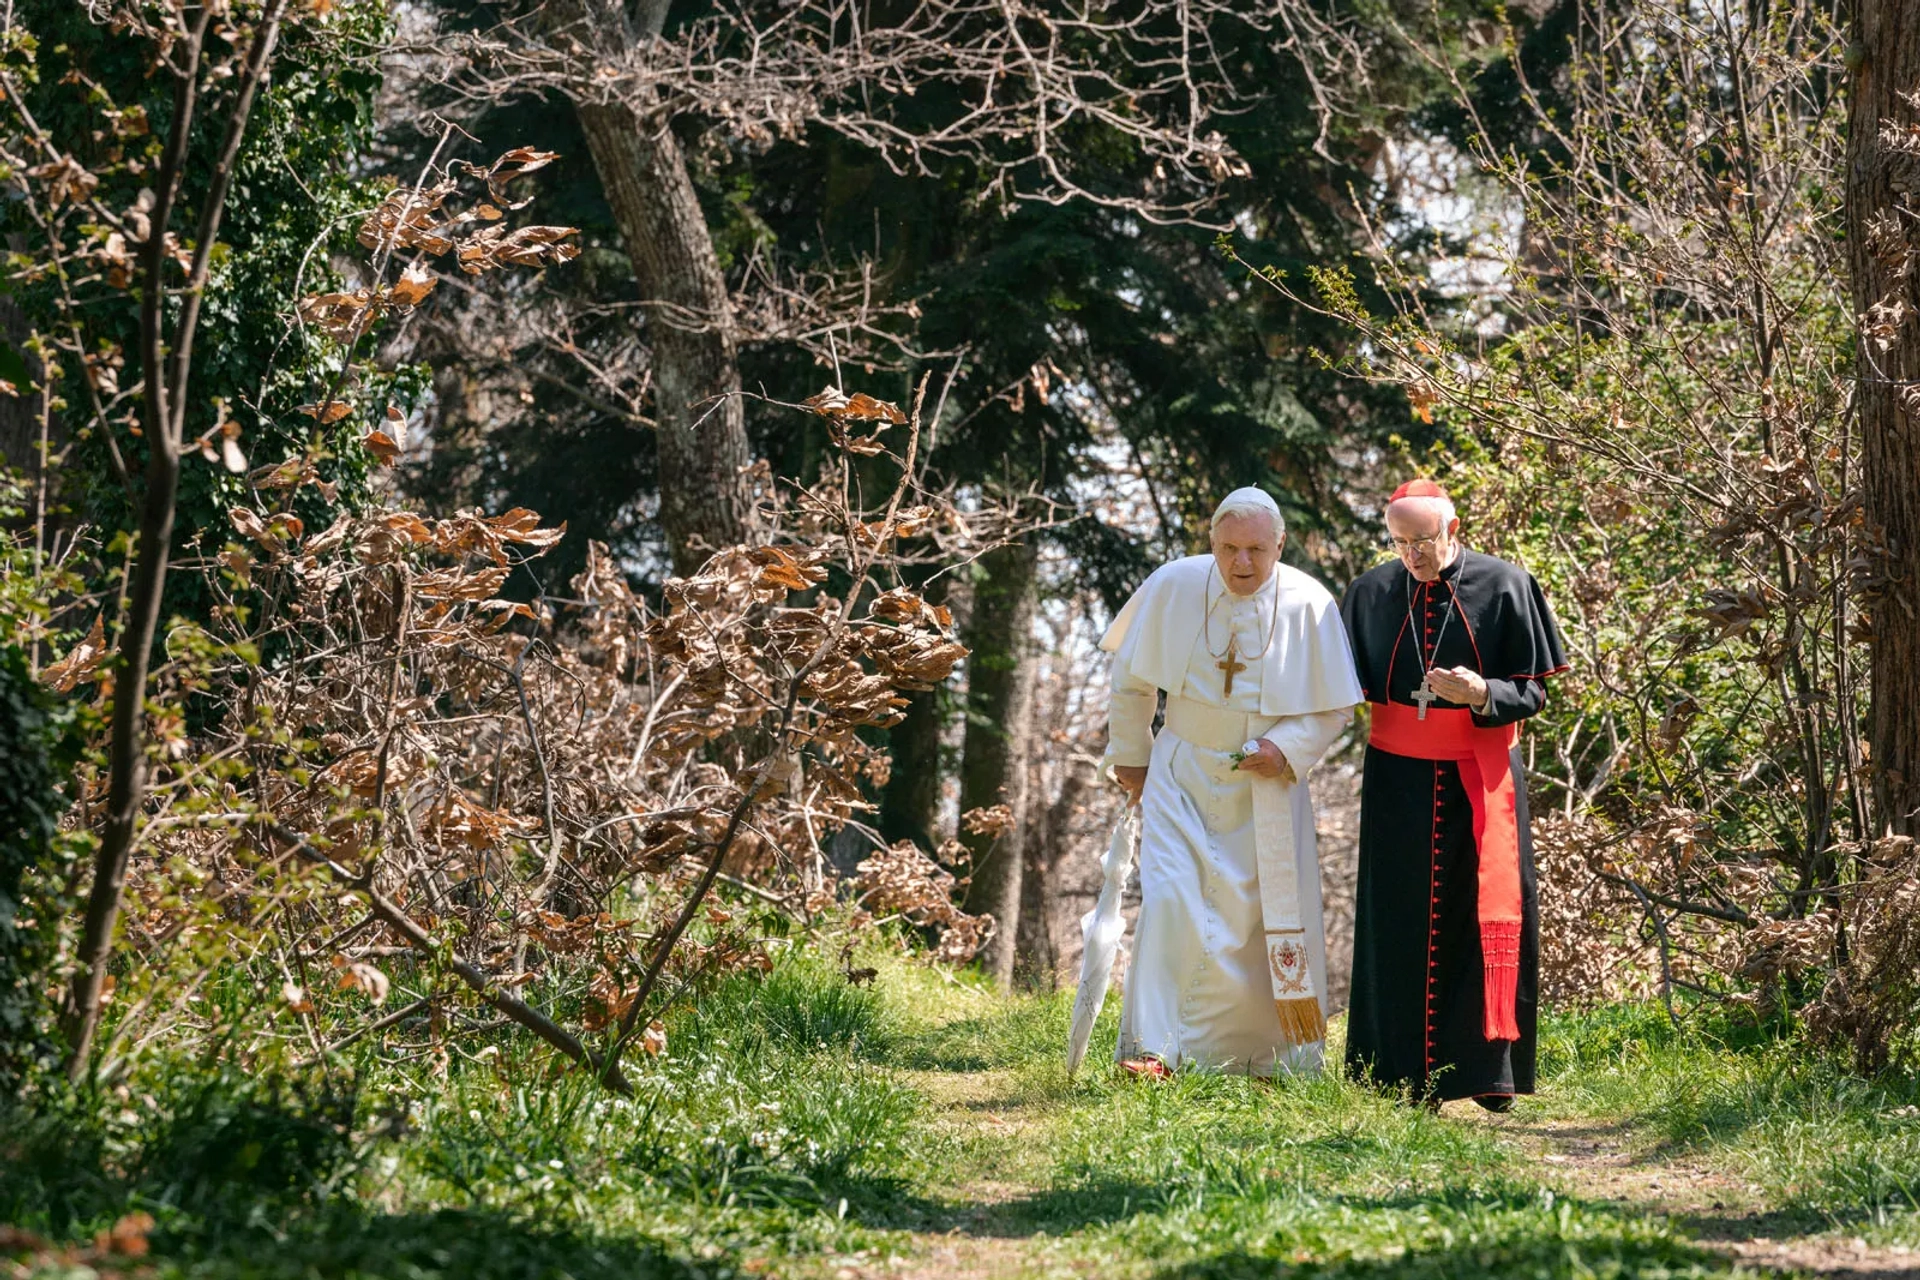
[{"xmin": 1412, "ymin": 675, "xmax": 1439, "ymax": 721}]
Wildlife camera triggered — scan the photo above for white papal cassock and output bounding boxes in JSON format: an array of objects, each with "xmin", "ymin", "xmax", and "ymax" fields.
[{"xmin": 1101, "ymin": 555, "xmax": 1363, "ymax": 1076}]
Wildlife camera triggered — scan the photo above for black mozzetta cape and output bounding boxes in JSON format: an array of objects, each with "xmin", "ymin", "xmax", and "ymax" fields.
[{"xmin": 1340, "ymin": 549, "xmax": 1568, "ymax": 1102}]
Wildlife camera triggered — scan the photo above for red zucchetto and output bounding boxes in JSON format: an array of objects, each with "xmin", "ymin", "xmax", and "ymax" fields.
[{"xmin": 1388, "ymin": 478, "xmax": 1449, "ymax": 503}]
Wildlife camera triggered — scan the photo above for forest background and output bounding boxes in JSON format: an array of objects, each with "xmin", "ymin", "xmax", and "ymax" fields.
[{"xmin": 1, "ymin": 0, "xmax": 1918, "ymax": 1275}]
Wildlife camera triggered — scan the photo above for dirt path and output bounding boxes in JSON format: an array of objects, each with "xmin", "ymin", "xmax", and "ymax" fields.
[
  {"xmin": 1467, "ymin": 1107, "xmax": 1920, "ymax": 1280},
  {"xmin": 838, "ymin": 1064, "xmax": 1920, "ymax": 1280},
  {"xmin": 875, "ymin": 1067, "xmax": 1070, "ymax": 1280}
]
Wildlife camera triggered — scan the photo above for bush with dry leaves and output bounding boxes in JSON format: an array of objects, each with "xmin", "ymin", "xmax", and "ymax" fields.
[{"xmin": 35, "ymin": 376, "xmax": 992, "ymax": 1093}]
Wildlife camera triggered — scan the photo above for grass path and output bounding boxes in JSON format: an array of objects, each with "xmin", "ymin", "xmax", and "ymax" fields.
[
  {"xmin": 1487, "ymin": 1109, "xmax": 1918, "ymax": 1279},
  {"xmin": 868, "ymin": 1067, "xmax": 1920, "ymax": 1280},
  {"xmin": 833, "ymin": 974, "xmax": 1920, "ymax": 1280}
]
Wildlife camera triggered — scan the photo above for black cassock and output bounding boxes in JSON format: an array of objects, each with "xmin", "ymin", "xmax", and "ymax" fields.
[{"xmin": 1341, "ymin": 549, "xmax": 1568, "ymax": 1102}]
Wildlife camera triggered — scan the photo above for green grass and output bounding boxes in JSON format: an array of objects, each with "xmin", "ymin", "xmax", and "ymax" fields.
[
  {"xmin": 5, "ymin": 939, "xmax": 1918, "ymax": 1277},
  {"xmin": 1535, "ymin": 1003, "xmax": 1920, "ymax": 1242},
  {"xmin": 867, "ymin": 979, "xmax": 1758, "ymax": 1277}
]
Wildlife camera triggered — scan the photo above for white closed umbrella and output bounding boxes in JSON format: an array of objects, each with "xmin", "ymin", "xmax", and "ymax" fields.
[{"xmin": 1067, "ymin": 808, "xmax": 1139, "ymax": 1074}]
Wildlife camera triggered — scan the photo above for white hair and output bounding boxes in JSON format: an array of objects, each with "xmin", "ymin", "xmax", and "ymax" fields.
[
  {"xmin": 1210, "ymin": 486, "xmax": 1286, "ymax": 540},
  {"xmin": 1385, "ymin": 494, "xmax": 1457, "ymax": 529}
]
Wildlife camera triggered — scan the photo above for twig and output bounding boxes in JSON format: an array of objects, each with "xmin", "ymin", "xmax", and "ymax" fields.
[
  {"xmin": 308, "ymin": 996, "xmax": 432, "ymax": 1062},
  {"xmin": 265, "ymin": 820, "xmax": 632, "ymax": 1096}
]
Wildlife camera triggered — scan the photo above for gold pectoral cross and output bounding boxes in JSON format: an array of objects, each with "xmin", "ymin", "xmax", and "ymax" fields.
[{"xmin": 1217, "ymin": 639, "xmax": 1248, "ymax": 695}]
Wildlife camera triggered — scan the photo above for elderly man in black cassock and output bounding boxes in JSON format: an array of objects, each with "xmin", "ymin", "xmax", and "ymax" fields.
[{"xmin": 1341, "ymin": 479, "xmax": 1568, "ymax": 1110}]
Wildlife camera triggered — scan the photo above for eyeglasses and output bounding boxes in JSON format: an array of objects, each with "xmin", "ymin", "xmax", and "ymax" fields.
[{"xmin": 1390, "ymin": 534, "xmax": 1444, "ymax": 555}]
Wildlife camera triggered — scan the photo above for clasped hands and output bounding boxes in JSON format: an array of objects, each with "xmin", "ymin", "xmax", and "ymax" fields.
[{"xmin": 1111, "ymin": 740, "xmax": 1294, "ymax": 807}]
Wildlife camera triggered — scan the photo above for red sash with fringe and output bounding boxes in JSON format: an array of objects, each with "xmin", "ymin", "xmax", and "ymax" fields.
[{"xmin": 1367, "ymin": 700, "xmax": 1524, "ymax": 1042}]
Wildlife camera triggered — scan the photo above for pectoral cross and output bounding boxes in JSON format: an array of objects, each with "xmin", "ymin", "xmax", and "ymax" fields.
[
  {"xmin": 1411, "ymin": 674, "xmax": 1438, "ymax": 721},
  {"xmin": 1217, "ymin": 640, "xmax": 1248, "ymax": 696}
]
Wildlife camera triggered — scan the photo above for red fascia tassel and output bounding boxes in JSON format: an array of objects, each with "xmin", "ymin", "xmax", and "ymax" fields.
[{"xmin": 1481, "ymin": 920, "xmax": 1522, "ymax": 1041}]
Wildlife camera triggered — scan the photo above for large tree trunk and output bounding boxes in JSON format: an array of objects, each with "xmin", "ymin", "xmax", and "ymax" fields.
[
  {"xmin": 958, "ymin": 540, "xmax": 1038, "ymax": 990},
  {"xmin": 1847, "ymin": 0, "xmax": 1920, "ymax": 836},
  {"xmin": 1013, "ymin": 775, "xmax": 1056, "ymax": 990},
  {"xmin": 555, "ymin": 2, "xmax": 753, "ymax": 574},
  {"xmin": 1013, "ymin": 659, "xmax": 1092, "ymax": 991},
  {"xmin": 880, "ymin": 575, "xmax": 950, "ymax": 854}
]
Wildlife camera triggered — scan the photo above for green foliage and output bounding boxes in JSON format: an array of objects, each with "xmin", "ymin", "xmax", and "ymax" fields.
[
  {"xmin": 0, "ymin": 473, "xmax": 86, "ymax": 1088},
  {"xmin": 0, "ymin": 1066, "xmax": 358, "ymax": 1239},
  {"xmin": 6, "ymin": 4, "xmax": 410, "ymax": 574},
  {"xmin": 0, "ymin": 639, "xmax": 83, "ymax": 1087},
  {"xmin": 0, "ymin": 946, "xmax": 921, "ymax": 1277},
  {"xmin": 691, "ymin": 955, "xmax": 899, "ymax": 1058}
]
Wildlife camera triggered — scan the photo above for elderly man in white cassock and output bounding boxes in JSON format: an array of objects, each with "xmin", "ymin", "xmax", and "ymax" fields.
[{"xmin": 1101, "ymin": 487, "xmax": 1364, "ymax": 1078}]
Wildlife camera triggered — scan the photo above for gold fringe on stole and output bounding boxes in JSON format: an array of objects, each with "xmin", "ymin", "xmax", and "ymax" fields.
[{"xmin": 1274, "ymin": 996, "xmax": 1326, "ymax": 1048}]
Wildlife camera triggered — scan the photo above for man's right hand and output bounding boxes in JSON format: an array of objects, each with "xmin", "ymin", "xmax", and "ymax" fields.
[{"xmin": 1112, "ymin": 765, "xmax": 1147, "ymax": 807}]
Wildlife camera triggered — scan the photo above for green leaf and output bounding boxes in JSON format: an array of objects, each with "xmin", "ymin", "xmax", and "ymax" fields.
[{"xmin": 0, "ymin": 343, "xmax": 31, "ymax": 396}]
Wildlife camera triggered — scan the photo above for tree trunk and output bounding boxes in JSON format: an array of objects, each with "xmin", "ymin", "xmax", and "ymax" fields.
[
  {"xmin": 1014, "ymin": 778, "xmax": 1059, "ymax": 990},
  {"xmin": 0, "ymin": 295, "xmax": 49, "ymax": 480},
  {"xmin": 554, "ymin": 3, "xmax": 753, "ymax": 574},
  {"xmin": 1016, "ymin": 753, "xmax": 1090, "ymax": 990},
  {"xmin": 881, "ymin": 576, "xmax": 950, "ymax": 854},
  {"xmin": 62, "ymin": 2, "xmax": 287, "ymax": 1077},
  {"xmin": 1847, "ymin": 0, "xmax": 1920, "ymax": 836},
  {"xmin": 958, "ymin": 540, "xmax": 1038, "ymax": 990}
]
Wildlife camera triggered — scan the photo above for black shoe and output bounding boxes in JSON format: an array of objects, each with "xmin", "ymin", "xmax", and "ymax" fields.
[{"xmin": 1473, "ymin": 1093, "xmax": 1516, "ymax": 1114}]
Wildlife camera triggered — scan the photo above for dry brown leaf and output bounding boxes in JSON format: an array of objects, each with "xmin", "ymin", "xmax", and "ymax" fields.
[
  {"xmin": 390, "ymin": 261, "xmax": 437, "ymax": 307},
  {"xmin": 461, "ymin": 147, "xmax": 563, "ymax": 209},
  {"xmin": 28, "ymin": 154, "xmax": 98, "ymax": 206},
  {"xmin": 424, "ymin": 786, "xmax": 538, "ymax": 848},
  {"xmin": 582, "ymin": 970, "xmax": 637, "ymax": 1032},
  {"xmin": 752, "ymin": 545, "xmax": 828, "ymax": 593},
  {"xmin": 304, "ymin": 513, "xmax": 354, "ymax": 557},
  {"xmin": 249, "ymin": 457, "xmax": 312, "ymax": 490},
  {"xmin": 381, "ymin": 512, "xmax": 435, "ymax": 544},
  {"xmin": 804, "ymin": 386, "xmax": 907, "ymax": 425},
  {"xmin": 1406, "ymin": 380, "xmax": 1437, "ymax": 425},
  {"xmin": 357, "ymin": 182, "xmax": 457, "ymax": 254},
  {"xmin": 296, "ymin": 399, "xmax": 354, "ymax": 424},
  {"xmin": 97, "ymin": 1213, "xmax": 154, "ymax": 1259},
  {"xmin": 331, "ymin": 955, "xmax": 391, "ymax": 1005},
  {"xmin": 363, "ymin": 430, "xmax": 402, "ymax": 464},
  {"xmin": 413, "ymin": 564, "xmax": 512, "ymax": 601},
  {"xmin": 961, "ymin": 804, "xmax": 1014, "ymax": 838},
  {"xmin": 487, "ymin": 507, "xmax": 565, "ymax": 548},
  {"xmin": 42, "ymin": 613, "xmax": 107, "ymax": 692},
  {"xmin": 641, "ymin": 1019, "xmax": 668, "ymax": 1057},
  {"xmin": 297, "ymin": 289, "xmax": 380, "ymax": 342}
]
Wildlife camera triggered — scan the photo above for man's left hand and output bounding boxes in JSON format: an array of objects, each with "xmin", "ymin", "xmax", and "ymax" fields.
[
  {"xmin": 1236, "ymin": 739, "xmax": 1296, "ymax": 783},
  {"xmin": 1426, "ymin": 665, "xmax": 1489, "ymax": 712}
]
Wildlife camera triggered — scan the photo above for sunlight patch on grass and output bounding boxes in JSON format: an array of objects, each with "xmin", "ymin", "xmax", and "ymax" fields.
[{"xmin": 1536, "ymin": 1002, "xmax": 1920, "ymax": 1245}]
